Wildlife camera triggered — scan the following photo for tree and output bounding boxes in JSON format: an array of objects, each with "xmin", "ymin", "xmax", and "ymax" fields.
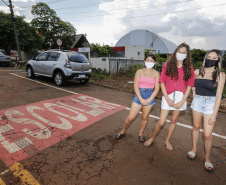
[
  {"xmin": 90, "ymin": 43, "xmax": 113, "ymax": 57},
  {"xmin": 31, "ymin": 2, "xmax": 76, "ymax": 50},
  {"xmin": 222, "ymin": 54, "xmax": 226, "ymax": 69},
  {"xmin": 191, "ymin": 49, "xmax": 207, "ymax": 63},
  {"xmin": 0, "ymin": 11, "xmax": 43, "ymax": 53}
]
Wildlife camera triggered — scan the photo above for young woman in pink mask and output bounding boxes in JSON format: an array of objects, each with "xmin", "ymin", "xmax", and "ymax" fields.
[{"xmin": 115, "ymin": 53, "xmax": 160, "ymax": 142}]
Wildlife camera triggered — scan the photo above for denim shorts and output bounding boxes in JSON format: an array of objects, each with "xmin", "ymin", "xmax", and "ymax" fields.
[
  {"xmin": 191, "ymin": 95, "xmax": 216, "ymax": 115},
  {"xmin": 132, "ymin": 88, "xmax": 155, "ymax": 106}
]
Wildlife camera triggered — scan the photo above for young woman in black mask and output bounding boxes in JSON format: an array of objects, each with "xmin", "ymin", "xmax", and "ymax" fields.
[{"xmin": 187, "ymin": 49, "xmax": 225, "ymax": 173}]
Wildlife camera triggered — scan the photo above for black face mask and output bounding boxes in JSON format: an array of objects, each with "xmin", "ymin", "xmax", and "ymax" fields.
[{"xmin": 205, "ymin": 59, "xmax": 218, "ymax": 68}]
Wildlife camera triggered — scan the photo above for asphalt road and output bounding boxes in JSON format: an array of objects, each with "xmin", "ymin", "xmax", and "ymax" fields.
[{"xmin": 0, "ymin": 67, "xmax": 225, "ymax": 185}]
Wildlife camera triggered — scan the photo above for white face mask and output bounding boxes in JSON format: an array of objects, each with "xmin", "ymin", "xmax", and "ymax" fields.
[
  {"xmin": 176, "ymin": 52, "xmax": 187, "ymax": 61},
  {"xmin": 145, "ymin": 62, "xmax": 155, "ymax": 69}
]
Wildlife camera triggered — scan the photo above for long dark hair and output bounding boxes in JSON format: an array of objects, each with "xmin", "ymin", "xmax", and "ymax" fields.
[
  {"xmin": 165, "ymin": 43, "xmax": 192, "ymax": 82},
  {"xmin": 199, "ymin": 49, "xmax": 222, "ymax": 88}
]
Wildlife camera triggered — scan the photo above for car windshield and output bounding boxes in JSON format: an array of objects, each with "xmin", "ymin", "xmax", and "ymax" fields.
[{"xmin": 66, "ymin": 53, "xmax": 89, "ymax": 63}]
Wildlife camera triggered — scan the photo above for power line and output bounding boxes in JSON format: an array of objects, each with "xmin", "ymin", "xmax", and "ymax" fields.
[
  {"xmin": 19, "ymin": 0, "xmax": 116, "ymax": 9},
  {"xmin": 59, "ymin": 0, "xmax": 196, "ymax": 18},
  {"xmin": 58, "ymin": 0, "xmax": 196, "ymax": 15},
  {"xmin": 53, "ymin": 0, "xmax": 125, "ymax": 10},
  {"xmin": 63, "ymin": 3, "xmax": 226, "ymax": 22},
  {"xmin": 1, "ymin": 0, "xmax": 9, "ymax": 6}
]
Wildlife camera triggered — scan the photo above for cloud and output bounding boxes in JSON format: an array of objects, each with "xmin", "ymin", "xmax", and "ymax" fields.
[
  {"xmin": 97, "ymin": 0, "xmax": 226, "ymax": 49},
  {"xmin": 6, "ymin": 0, "xmax": 226, "ymax": 50}
]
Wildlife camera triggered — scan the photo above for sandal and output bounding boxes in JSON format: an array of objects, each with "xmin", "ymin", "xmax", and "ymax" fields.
[
  {"xmin": 115, "ymin": 133, "xmax": 125, "ymax": 140},
  {"xmin": 187, "ymin": 151, "xmax": 196, "ymax": 160},
  {"xmin": 139, "ymin": 136, "xmax": 145, "ymax": 143},
  {"xmin": 204, "ymin": 162, "xmax": 214, "ymax": 173}
]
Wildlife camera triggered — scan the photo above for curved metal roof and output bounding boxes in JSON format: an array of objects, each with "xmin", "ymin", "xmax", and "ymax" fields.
[{"xmin": 115, "ymin": 29, "xmax": 177, "ymax": 54}]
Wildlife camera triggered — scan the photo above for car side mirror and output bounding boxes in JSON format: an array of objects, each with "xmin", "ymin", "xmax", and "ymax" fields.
[{"xmin": 32, "ymin": 57, "xmax": 36, "ymax": 60}]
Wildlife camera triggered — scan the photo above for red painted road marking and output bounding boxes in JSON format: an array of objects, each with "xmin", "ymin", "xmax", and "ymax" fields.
[{"xmin": 0, "ymin": 94, "xmax": 126, "ymax": 166}]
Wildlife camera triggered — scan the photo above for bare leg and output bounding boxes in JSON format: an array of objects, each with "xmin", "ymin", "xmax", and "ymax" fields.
[
  {"xmin": 203, "ymin": 114, "xmax": 215, "ymax": 170},
  {"xmin": 139, "ymin": 104, "xmax": 154, "ymax": 137},
  {"xmin": 144, "ymin": 109, "xmax": 169, "ymax": 146},
  {"xmin": 165, "ymin": 110, "xmax": 181, "ymax": 151},
  {"xmin": 119, "ymin": 103, "xmax": 142, "ymax": 135},
  {"xmin": 188, "ymin": 110, "xmax": 202, "ymax": 158}
]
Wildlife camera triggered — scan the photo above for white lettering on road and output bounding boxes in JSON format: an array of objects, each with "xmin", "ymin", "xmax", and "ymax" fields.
[
  {"xmin": 5, "ymin": 110, "xmax": 51, "ymax": 139},
  {"xmin": 44, "ymin": 103, "xmax": 87, "ymax": 122},
  {"xmin": 27, "ymin": 106, "xmax": 73, "ymax": 130}
]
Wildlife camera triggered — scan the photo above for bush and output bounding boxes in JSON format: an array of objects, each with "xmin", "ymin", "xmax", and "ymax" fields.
[
  {"xmin": 222, "ymin": 54, "xmax": 226, "ymax": 69},
  {"xmin": 119, "ymin": 64, "xmax": 144, "ymax": 77},
  {"xmin": 91, "ymin": 68, "xmax": 109, "ymax": 80}
]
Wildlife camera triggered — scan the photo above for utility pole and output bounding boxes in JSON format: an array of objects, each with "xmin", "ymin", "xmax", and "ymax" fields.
[{"xmin": 8, "ymin": 0, "xmax": 22, "ymax": 61}]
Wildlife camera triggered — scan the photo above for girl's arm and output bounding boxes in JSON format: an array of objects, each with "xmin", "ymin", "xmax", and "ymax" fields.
[
  {"xmin": 134, "ymin": 70, "xmax": 146, "ymax": 105},
  {"xmin": 174, "ymin": 86, "xmax": 191, "ymax": 109},
  {"xmin": 192, "ymin": 69, "xmax": 199, "ymax": 98},
  {"xmin": 146, "ymin": 71, "xmax": 160, "ymax": 104},
  {"xmin": 161, "ymin": 83, "xmax": 175, "ymax": 107},
  {"xmin": 208, "ymin": 72, "xmax": 226, "ymax": 125}
]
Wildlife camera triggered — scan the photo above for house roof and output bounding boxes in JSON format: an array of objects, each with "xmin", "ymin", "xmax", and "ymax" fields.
[{"xmin": 72, "ymin": 34, "xmax": 90, "ymax": 48}]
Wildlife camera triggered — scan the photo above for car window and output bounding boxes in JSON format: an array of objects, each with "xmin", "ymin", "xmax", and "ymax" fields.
[
  {"xmin": 66, "ymin": 53, "xmax": 89, "ymax": 63},
  {"xmin": 37, "ymin": 52, "xmax": 48, "ymax": 61},
  {"xmin": 47, "ymin": 52, "xmax": 60, "ymax": 61},
  {"xmin": 0, "ymin": 52, "xmax": 5, "ymax": 55}
]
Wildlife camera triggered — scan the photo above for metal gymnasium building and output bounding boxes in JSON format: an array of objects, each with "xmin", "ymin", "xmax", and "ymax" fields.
[{"xmin": 113, "ymin": 29, "xmax": 177, "ymax": 60}]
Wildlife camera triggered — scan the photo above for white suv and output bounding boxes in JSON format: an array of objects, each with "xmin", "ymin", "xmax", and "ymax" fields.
[{"xmin": 26, "ymin": 50, "xmax": 91, "ymax": 86}]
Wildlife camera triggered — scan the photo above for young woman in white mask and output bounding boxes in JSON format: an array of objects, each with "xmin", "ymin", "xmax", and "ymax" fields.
[
  {"xmin": 115, "ymin": 53, "xmax": 160, "ymax": 142},
  {"xmin": 144, "ymin": 43, "xmax": 195, "ymax": 150},
  {"xmin": 187, "ymin": 49, "xmax": 225, "ymax": 173}
]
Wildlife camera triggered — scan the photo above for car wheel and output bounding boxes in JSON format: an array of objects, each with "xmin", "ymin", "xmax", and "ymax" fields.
[
  {"xmin": 54, "ymin": 72, "xmax": 65, "ymax": 86},
  {"xmin": 27, "ymin": 67, "xmax": 35, "ymax": 78},
  {"xmin": 79, "ymin": 79, "xmax": 89, "ymax": 84}
]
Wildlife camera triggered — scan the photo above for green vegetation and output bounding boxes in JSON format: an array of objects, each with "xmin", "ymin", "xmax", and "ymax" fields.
[
  {"xmin": 90, "ymin": 68, "xmax": 109, "ymax": 81},
  {"xmin": 31, "ymin": 2, "xmax": 76, "ymax": 50},
  {"xmin": 0, "ymin": 11, "xmax": 43, "ymax": 53},
  {"xmin": 191, "ymin": 49, "xmax": 207, "ymax": 63},
  {"xmin": 222, "ymin": 54, "xmax": 226, "ymax": 69},
  {"xmin": 90, "ymin": 43, "xmax": 113, "ymax": 57},
  {"xmin": 119, "ymin": 64, "xmax": 144, "ymax": 77}
]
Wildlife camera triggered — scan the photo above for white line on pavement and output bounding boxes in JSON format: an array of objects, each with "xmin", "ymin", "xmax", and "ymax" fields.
[
  {"xmin": 0, "ymin": 70, "xmax": 24, "ymax": 72},
  {"xmin": 10, "ymin": 73, "xmax": 78, "ymax": 95},
  {"xmin": 125, "ymin": 107, "xmax": 226, "ymax": 140},
  {"xmin": 10, "ymin": 73, "xmax": 226, "ymax": 140}
]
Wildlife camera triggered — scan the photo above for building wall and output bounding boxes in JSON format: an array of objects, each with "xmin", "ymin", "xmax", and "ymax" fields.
[
  {"xmin": 125, "ymin": 44, "xmax": 145, "ymax": 60},
  {"xmin": 90, "ymin": 57, "xmax": 110, "ymax": 72}
]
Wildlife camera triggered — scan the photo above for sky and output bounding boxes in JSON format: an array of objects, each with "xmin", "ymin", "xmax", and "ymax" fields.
[{"xmin": 0, "ymin": 0, "xmax": 226, "ymax": 50}]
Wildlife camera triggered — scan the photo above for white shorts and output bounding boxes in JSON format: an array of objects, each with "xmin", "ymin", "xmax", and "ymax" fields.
[{"xmin": 161, "ymin": 91, "xmax": 187, "ymax": 111}]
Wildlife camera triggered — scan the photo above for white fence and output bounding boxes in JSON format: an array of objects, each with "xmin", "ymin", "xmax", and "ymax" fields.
[{"xmin": 90, "ymin": 57, "xmax": 144, "ymax": 74}]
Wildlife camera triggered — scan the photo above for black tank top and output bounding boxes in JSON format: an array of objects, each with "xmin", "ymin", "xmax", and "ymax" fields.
[{"xmin": 195, "ymin": 79, "xmax": 217, "ymax": 96}]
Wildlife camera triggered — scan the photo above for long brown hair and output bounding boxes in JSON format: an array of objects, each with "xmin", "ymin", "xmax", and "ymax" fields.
[
  {"xmin": 199, "ymin": 49, "xmax": 222, "ymax": 88},
  {"xmin": 165, "ymin": 43, "xmax": 192, "ymax": 82}
]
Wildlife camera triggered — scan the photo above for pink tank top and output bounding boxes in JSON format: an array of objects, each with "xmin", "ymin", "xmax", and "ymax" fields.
[{"xmin": 138, "ymin": 77, "xmax": 155, "ymax": 88}]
